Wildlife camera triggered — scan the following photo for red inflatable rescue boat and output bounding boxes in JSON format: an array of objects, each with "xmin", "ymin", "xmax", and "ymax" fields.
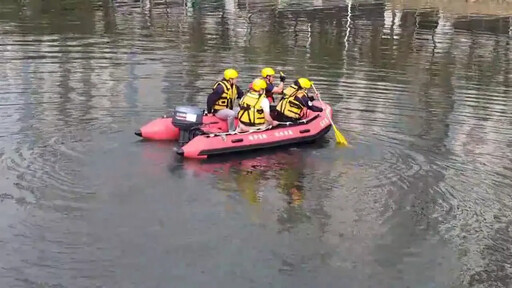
[{"xmin": 135, "ymin": 102, "xmax": 334, "ymax": 159}]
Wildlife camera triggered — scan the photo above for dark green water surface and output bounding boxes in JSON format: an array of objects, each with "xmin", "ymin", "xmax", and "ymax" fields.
[{"xmin": 0, "ymin": 0, "xmax": 511, "ymax": 287}]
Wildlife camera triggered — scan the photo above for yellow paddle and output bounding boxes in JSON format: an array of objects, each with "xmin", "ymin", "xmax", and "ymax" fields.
[{"xmin": 312, "ymin": 84, "xmax": 348, "ymax": 146}]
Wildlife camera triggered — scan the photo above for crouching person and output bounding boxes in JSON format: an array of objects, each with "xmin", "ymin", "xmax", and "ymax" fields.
[{"xmin": 237, "ymin": 78, "xmax": 278, "ymax": 132}]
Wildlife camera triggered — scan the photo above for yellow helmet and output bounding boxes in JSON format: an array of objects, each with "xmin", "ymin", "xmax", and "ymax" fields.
[
  {"xmin": 297, "ymin": 78, "xmax": 312, "ymax": 89},
  {"xmin": 261, "ymin": 67, "xmax": 276, "ymax": 78},
  {"xmin": 224, "ymin": 68, "xmax": 239, "ymax": 80},
  {"xmin": 251, "ymin": 78, "xmax": 267, "ymax": 91}
]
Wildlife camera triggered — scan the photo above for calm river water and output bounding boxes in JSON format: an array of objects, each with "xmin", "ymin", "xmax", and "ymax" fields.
[{"xmin": 1, "ymin": 0, "xmax": 511, "ymax": 287}]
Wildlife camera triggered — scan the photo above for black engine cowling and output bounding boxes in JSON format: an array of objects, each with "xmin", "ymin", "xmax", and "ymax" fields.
[{"xmin": 171, "ymin": 106, "xmax": 205, "ymax": 146}]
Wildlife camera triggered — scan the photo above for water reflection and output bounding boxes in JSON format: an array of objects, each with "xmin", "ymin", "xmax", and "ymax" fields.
[
  {"xmin": 179, "ymin": 148, "xmax": 326, "ymax": 229},
  {"xmin": 0, "ymin": 0, "xmax": 512, "ymax": 287}
]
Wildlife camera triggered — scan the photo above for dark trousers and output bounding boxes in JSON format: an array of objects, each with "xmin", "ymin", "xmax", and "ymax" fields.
[{"xmin": 273, "ymin": 111, "xmax": 300, "ymax": 123}]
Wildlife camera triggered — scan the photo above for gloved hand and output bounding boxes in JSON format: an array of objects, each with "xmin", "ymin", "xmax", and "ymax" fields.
[{"xmin": 279, "ymin": 73, "xmax": 286, "ymax": 83}]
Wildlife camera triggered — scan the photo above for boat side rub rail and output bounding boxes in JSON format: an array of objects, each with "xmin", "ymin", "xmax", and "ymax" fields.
[{"xmin": 205, "ymin": 114, "xmax": 322, "ymax": 138}]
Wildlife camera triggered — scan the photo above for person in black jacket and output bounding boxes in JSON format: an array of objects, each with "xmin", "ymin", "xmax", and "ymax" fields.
[
  {"xmin": 206, "ymin": 68, "xmax": 244, "ymax": 132},
  {"xmin": 274, "ymin": 78, "xmax": 323, "ymax": 122}
]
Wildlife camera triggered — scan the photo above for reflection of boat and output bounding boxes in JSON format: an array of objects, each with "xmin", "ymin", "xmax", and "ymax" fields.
[
  {"xmin": 181, "ymin": 150, "xmax": 309, "ymax": 174},
  {"xmin": 181, "ymin": 150, "xmax": 310, "ymax": 202},
  {"xmin": 177, "ymin": 101, "xmax": 334, "ymax": 159},
  {"xmin": 179, "ymin": 149, "xmax": 312, "ymax": 228}
]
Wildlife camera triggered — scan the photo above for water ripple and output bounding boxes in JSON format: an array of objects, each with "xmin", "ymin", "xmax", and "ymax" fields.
[{"xmin": 0, "ymin": 0, "xmax": 512, "ymax": 287}]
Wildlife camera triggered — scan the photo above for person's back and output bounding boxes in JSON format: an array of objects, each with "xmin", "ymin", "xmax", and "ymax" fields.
[
  {"xmin": 237, "ymin": 78, "xmax": 277, "ymax": 132},
  {"xmin": 275, "ymin": 78, "xmax": 323, "ymax": 122},
  {"xmin": 206, "ymin": 68, "xmax": 244, "ymax": 132}
]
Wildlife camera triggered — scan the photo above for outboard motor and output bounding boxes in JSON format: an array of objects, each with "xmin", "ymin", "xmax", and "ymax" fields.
[{"xmin": 171, "ymin": 106, "xmax": 205, "ymax": 146}]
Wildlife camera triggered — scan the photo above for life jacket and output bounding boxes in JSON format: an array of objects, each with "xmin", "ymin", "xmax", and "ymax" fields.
[
  {"xmin": 276, "ymin": 84, "xmax": 307, "ymax": 119},
  {"xmin": 212, "ymin": 80, "xmax": 237, "ymax": 112},
  {"xmin": 282, "ymin": 84, "xmax": 307, "ymax": 98},
  {"xmin": 249, "ymin": 78, "xmax": 275, "ymax": 103},
  {"xmin": 237, "ymin": 91, "xmax": 266, "ymax": 126}
]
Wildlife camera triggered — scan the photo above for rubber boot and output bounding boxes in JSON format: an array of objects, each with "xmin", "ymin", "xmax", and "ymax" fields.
[{"xmin": 228, "ymin": 117, "xmax": 236, "ymax": 132}]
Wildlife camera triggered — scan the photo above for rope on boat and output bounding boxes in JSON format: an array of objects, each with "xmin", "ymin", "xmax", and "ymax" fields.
[{"xmin": 206, "ymin": 125, "xmax": 273, "ymax": 139}]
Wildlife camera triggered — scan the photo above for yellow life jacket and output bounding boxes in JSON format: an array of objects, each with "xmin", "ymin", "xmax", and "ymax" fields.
[
  {"xmin": 277, "ymin": 84, "xmax": 307, "ymax": 119},
  {"xmin": 282, "ymin": 84, "xmax": 307, "ymax": 98},
  {"xmin": 213, "ymin": 80, "xmax": 237, "ymax": 112},
  {"xmin": 249, "ymin": 77, "xmax": 276, "ymax": 103},
  {"xmin": 237, "ymin": 91, "xmax": 266, "ymax": 126}
]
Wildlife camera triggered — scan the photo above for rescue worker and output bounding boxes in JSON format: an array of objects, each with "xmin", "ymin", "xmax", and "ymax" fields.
[
  {"xmin": 275, "ymin": 77, "xmax": 323, "ymax": 123},
  {"xmin": 237, "ymin": 78, "xmax": 278, "ymax": 132},
  {"xmin": 260, "ymin": 67, "xmax": 285, "ymax": 104},
  {"xmin": 206, "ymin": 68, "xmax": 244, "ymax": 132}
]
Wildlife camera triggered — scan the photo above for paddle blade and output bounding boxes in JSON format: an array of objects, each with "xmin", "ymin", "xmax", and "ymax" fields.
[{"xmin": 332, "ymin": 124, "xmax": 348, "ymax": 146}]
